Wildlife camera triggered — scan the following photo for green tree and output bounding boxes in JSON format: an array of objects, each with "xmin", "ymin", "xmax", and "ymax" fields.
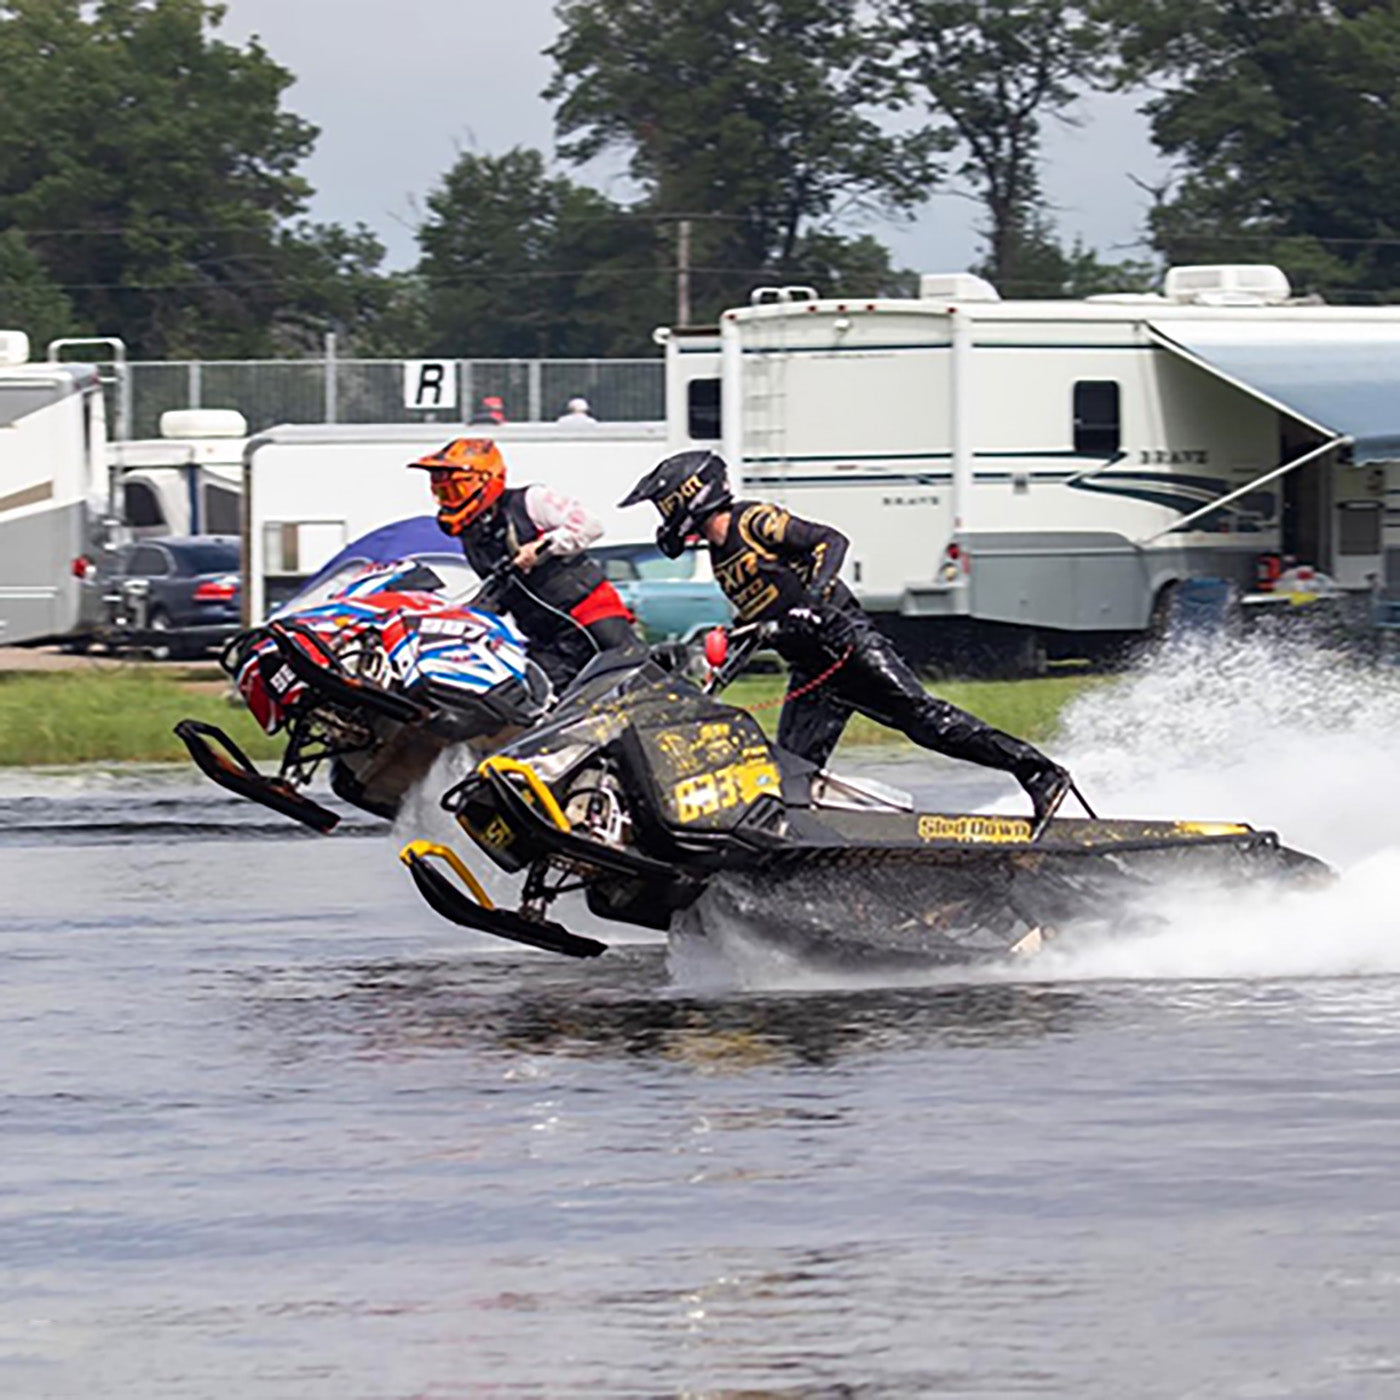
[
  {"xmin": 273, "ymin": 222, "xmax": 427, "ymax": 357},
  {"xmin": 546, "ymin": 0, "xmax": 939, "ymax": 320},
  {"xmin": 0, "ymin": 228, "xmax": 82, "ymax": 347},
  {"xmin": 1109, "ymin": 0, "xmax": 1400, "ymax": 297},
  {"xmin": 784, "ymin": 232, "xmax": 920, "ymax": 299},
  {"xmin": 883, "ymin": 0, "xmax": 1112, "ymax": 290},
  {"xmin": 416, "ymin": 147, "xmax": 671, "ymax": 357},
  {"xmin": 0, "ymin": 0, "xmax": 321, "ymax": 356},
  {"xmin": 971, "ymin": 210, "xmax": 1157, "ymax": 297}
]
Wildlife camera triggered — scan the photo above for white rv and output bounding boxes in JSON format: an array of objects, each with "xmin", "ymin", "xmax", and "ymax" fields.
[
  {"xmin": 108, "ymin": 408, "xmax": 247, "ymax": 538},
  {"xmin": 0, "ymin": 332, "xmax": 111, "ymax": 645},
  {"xmin": 661, "ymin": 266, "xmax": 1400, "ymax": 659}
]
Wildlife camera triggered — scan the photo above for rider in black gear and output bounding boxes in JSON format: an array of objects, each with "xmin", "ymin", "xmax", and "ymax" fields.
[{"xmin": 620, "ymin": 450, "xmax": 1072, "ymax": 826}]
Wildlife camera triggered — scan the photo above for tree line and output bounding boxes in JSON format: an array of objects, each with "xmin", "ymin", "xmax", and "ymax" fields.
[{"xmin": 2, "ymin": 0, "xmax": 1398, "ymax": 360}]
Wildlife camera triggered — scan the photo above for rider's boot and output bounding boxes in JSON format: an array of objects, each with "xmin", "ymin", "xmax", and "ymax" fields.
[{"xmin": 1020, "ymin": 761, "xmax": 1072, "ymax": 838}]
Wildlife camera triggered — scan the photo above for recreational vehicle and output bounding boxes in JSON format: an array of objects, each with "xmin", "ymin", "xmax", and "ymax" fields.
[
  {"xmin": 108, "ymin": 409, "xmax": 246, "ymax": 539},
  {"xmin": 661, "ymin": 266, "xmax": 1400, "ymax": 661},
  {"xmin": 0, "ymin": 332, "xmax": 111, "ymax": 645}
]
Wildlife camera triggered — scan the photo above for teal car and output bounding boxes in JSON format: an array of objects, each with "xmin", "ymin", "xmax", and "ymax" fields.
[{"xmin": 594, "ymin": 542, "xmax": 732, "ymax": 643}]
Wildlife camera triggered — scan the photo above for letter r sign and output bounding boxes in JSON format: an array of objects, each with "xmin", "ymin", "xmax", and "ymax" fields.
[{"xmin": 404, "ymin": 360, "xmax": 457, "ymax": 410}]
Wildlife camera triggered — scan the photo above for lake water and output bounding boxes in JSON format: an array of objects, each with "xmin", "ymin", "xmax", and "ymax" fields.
[{"xmin": 4, "ymin": 637, "xmax": 1400, "ymax": 1398}]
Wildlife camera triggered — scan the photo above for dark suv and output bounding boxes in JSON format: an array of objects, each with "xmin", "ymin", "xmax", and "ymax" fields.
[{"xmin": 104, "ymin": 536, "xmax": 242, "ymax": 659}]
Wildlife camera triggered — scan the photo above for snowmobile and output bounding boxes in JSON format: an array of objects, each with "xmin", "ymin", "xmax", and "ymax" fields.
[
  {"xmin": 176, "ymin": 557, "xmax": 551, "ymax": 832},
  {"xmin": 399, "ymin": 632, "xmax": 1330, "ymax": 963}
]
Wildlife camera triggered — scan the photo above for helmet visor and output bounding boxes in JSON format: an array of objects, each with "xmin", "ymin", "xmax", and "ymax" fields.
[{"xmin": 430, "ymin": 469, "xmax": 475, "ymax": 507}]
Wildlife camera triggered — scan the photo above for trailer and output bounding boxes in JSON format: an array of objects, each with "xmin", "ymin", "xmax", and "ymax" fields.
[
  {"xmin": 0, "ymin": 332, "xmax": 111, "ymax": 645},
  {"xmin": 241, "ymin": 420, "xmax": 667, "ymax": 620},
  {"xmin": 660, "ymin": 266, "xmax": 1400, "ymax": 662}
]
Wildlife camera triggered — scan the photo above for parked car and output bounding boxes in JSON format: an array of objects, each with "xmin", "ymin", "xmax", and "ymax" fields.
[
  {"xmin": 103, "ymin": 535, "xmax": 243, "ymax": 659},
  {"xmin": 592, "ymin": 542, "xmax": 731, "ymax": 642}
]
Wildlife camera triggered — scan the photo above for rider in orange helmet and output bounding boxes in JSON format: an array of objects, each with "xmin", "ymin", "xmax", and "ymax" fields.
[{"xmin": 409, "ymin": 437, "xmax": 639, "ymax": 689}]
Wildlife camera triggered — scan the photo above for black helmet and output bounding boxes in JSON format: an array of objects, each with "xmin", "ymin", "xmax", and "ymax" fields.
[{"xmin": 619, "ymin": 450, "xmax": 733, "ymax": 558}]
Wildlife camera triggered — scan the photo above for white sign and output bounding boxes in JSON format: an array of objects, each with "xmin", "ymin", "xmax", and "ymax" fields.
[{"xmin": 403, "ymin": 360, "xmax": 457, "ymax": 411}]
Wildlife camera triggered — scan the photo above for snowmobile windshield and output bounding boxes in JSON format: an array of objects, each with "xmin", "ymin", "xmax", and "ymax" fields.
[
  {"xmin": 493, "ymin": 654, "xmax": 688, "ymax": 764},
  {"xmin": 275, "ymin": 555, "xmax": 480, "ymax": 617}
]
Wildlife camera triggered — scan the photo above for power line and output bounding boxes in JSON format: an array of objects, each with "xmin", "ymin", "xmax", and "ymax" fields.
[
  {"xmin": 1158, "ymin": 231, "xmax": 1400, "ymax": 249},
  {"xmin": 18, "ymin": 217, "xmax": 1400, "ymax": 248},
  {"xmin": 7, "ymin": 210, "xmax": 755, "ymax": 239},
  {"xmin": 25, "ymin": 265, "xmax": 815, "ymax": 293}
]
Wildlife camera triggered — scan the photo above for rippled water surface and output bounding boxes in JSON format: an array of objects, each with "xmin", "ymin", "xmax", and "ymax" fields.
[{"xmin": 7, "ymin": 640, "xmax": 1400, "ymax": 1398}]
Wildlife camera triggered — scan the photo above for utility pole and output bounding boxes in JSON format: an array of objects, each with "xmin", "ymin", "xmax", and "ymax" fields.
[{"xmin": 677, "ymin": 219, "xmax": 692, "ymax": 328}]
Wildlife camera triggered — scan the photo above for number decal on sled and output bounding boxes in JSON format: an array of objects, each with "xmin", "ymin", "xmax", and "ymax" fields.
[{"xmin": 673, "ymin": 758, "xmax": 780, "ymax": 824}]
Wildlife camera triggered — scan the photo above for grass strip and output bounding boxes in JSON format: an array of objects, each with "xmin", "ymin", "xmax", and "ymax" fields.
[
  {"xmin": 0, "ymin": 666, "xmax": 1104, "ymax": 767},
  {"xmin": 0, "ymin": 669, "xmax": 281, "ymax": 767}
]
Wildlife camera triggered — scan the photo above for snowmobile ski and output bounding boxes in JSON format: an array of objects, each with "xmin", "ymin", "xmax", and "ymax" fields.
[
  {"xmin": 399, "ymin": 841, "xmax": 606, "ymax": 959},
  {"xmin": 175, "ymin": 719, "xmax": 341, "ymax": 833}
]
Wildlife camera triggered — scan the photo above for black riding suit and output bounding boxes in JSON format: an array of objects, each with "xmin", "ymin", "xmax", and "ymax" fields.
[
  {"xmin": 707, "ymin": 500, "xmax": 1059, "ymax": 782},
  {"xmin": 455, "ymin": 487, "xmax": 639, "ymax": 690}
]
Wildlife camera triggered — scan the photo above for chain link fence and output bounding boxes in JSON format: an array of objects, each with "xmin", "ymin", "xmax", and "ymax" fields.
[{"xmin": 121, "ymin": 356, "xmax": 664, "ymax": 439}]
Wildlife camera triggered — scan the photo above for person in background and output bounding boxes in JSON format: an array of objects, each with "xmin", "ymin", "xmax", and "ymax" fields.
[
  {"xmin": 620, "ymin": 450, "xmax": 1074, "ymax": 828},
  {"xmin": 470, "ymin": 394, "xmax": 506, "ymax": 425},
  {"xmin": 556, "ymin": 397, "xmax": 598, "ymax": 424},
  {"xmin": 409, "ymin": 437, "xmax": 639, "ymax": 690}
]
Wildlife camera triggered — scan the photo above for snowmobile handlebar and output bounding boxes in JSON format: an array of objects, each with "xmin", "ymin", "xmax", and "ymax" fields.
[
  {"xmin": 701, "ymin": 620, "xmax": 778, "ymax": 695},
  {"xmin": 469, "ymin": 537, "xmax": 555, "ymax": 610}
]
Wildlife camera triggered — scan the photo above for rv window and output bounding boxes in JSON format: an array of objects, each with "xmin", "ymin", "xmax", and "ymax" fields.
[
  {"xmin": 123, "ymin": 480, "xmax": 166, "ymax": 529},
  {"xmin": 688, "ymin": 379, "xmax": 721, "ymax": 439},
  {"xmin": 1073, "ymin": 381, "xmax": 1121, "ymax": 456},
  {"xmin": 205, "ymin": 484, "xmax": 240, "ymax": 535}
]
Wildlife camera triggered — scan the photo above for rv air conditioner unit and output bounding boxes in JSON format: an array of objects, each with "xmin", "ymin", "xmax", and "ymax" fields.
[
  {"xmin": 919, "ymin": 272, "xmax": 1000, "ymax": 302},
  {"xmin": 159, "ymin": 409, "xmax": 249, "ymax": 439},
  {"xmin": 1163, "ymin": 264, "xmax": 1291, "ymax": 306},
  {"xmin": 0, "ymin": 330, "xmax": 30, "ymax": 366},
  {"xmin": 750, "ymin": 285, "xmax": 819, "ymax": 305}
]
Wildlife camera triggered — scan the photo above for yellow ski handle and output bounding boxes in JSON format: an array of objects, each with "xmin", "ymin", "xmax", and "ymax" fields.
[{"xmin": 398, "ymin": 840, "xmax": 495, "ymax": 910}]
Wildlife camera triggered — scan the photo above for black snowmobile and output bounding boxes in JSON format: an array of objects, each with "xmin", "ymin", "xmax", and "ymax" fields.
[{"xmin": 399, "ymin": 641, "xmax": 1330, "ymax": 964}]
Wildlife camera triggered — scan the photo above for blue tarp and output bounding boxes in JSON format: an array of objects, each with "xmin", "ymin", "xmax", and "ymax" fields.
[
  {"xmin": 1151, "ymin": 320, "xmax": 1400, "ymax": 464},
  {"xmin": 302, "ymin": 515, "xmax": 452, "ymax": 589}
]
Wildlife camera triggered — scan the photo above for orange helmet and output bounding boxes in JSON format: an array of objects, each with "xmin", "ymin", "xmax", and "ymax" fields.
[{"xmin": 408, "ymin": 437, "xmax": 506, "ymax": 533}]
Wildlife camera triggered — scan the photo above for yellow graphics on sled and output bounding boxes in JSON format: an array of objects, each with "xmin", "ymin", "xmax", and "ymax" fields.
[
  {"xmin": 917, "ymin": 815, "xmax": 1034, "ymax": 844},
  {"xmin": 673, "ymin": 755, "xmax": 782, "ymax": 825},
  {"xmin": 638, "ymin": 713, "xmax": 782, "ymax": 829}
]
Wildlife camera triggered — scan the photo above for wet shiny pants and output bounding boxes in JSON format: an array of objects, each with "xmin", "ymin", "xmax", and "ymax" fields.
[{"xmin": 776, "ymin": 618, "xmax": 1052, "ymax": 777}]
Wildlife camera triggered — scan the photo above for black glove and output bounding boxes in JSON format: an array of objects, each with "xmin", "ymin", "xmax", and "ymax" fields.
[
  {"xmin": 782, "ymin": 604, "xmax": 824, "ymax": 640},
  {"xmin": 780, "ymin": 599, "xmax": 857, "ymax": 649}
]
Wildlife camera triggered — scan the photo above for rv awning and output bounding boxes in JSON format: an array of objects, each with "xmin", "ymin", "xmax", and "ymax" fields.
[{"xmin": 1148, "ymin": 320, "xmax": 1400, "ymax": 464}]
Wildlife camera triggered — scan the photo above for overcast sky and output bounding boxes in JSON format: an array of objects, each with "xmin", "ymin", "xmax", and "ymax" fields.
[{"xmin": 216, "ymin": 0, "xmax": 1167, "ymax": 279}]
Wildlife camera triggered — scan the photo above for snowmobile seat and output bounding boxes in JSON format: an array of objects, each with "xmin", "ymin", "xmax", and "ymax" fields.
[{"xmin": 558, "ymin": 642, "xmax": 653, "ymax": 698}]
